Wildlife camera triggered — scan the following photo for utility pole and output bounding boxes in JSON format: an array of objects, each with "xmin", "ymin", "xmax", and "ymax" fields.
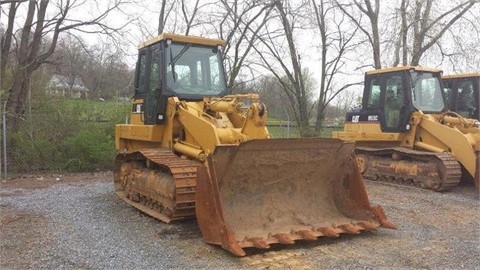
[{"xmin": 0, "ymin": 8, "xmax": 3, "ymax": 180}]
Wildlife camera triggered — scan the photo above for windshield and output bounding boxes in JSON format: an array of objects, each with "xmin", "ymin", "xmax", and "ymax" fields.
[
  {"xmin": 166, "ymin": 43, "xmax": 227, "ymax": 96},
  {"xmin": 410, "ymin": 71, "xmax": 445, "ymax": 112}
]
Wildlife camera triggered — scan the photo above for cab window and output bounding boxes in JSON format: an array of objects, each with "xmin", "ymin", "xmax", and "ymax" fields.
[
  {"xmin": 367, "ymin": 79, "xmax": 381, "ymax": 107},
  {"xmin": 411, "ymin": 72, "xmax": 444, "ymax": 112}
]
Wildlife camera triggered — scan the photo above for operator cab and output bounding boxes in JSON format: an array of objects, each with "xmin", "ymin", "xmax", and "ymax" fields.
[
  {"xmin": 133, "ymin": 33, "xmax": 227, "ymax": 124},
  {"xmin": 345, "ymin": 66, "xmax": 446, "ymax": 132},
  {"xmin": 442, "ymin": 73, "xmax": 479, "ymax": 120}
]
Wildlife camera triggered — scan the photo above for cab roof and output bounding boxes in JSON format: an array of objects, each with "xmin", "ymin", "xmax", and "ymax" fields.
[
  {"xmin": 366, "ymin": 65, "xmax": 442, "ymax": 75},
  {"xmin": 138, "ymin": 33, "xmax": 225, "ymax": 49},
  {"xmin": 442, "ymin": 73, "xmax": 480, "ymax": 79}
]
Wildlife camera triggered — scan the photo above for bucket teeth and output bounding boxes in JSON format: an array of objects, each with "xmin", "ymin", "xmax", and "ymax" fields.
[
  {"xmin": 319, "ymin": 227, "xmax": 341, "ymax": 237},
  {"xmin": 372, "ymin": 206, "xmax": 398, "ymax": 229},
  {"xmin": 358, "ymin": 221, "xmax": 379, "ymax": 230},
  {"xmin": 339, "ymin": 223, "xmax": 362, "ymax": 234},
  {"xmin": 246, "ymin": 237, "xmax": 270, "ymax": 249},
  {"xmin": 273, "ymin": 233, "xmax": 295, "ymax": 244},
  {"xmin": 297, "ymin": 230, "xmax": 318, "ymax": 241}
]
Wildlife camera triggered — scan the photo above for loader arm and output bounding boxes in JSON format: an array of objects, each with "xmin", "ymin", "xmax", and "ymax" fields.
[
  {"xmin": 176, "ymin": 101, "xmax": 222, "ymax": 155},
  {"xmin": 413, "ymin": 114, "xmax": 480, "ymax": 188},
  {"xmin": 175, "ymin": 95, "xmax": 270, "ymax": 157}
]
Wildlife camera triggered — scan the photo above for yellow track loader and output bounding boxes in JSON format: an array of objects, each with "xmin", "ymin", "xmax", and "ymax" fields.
[
  {"xmin": 442, "ymin": 73, "xmax": 479, "ymax": 120},
  {"xmin": 114, "ymin": 33, "xmax": 395, "ymax": 256},
  {"xmin": 333, "ymin": 66, "xmax": 480, "ymax": 192}
]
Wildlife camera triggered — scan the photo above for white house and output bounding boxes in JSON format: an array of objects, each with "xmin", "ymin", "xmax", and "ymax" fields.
[{"xmin": 48, "ymin": 74, "xmax": 89, "ymax": 99}]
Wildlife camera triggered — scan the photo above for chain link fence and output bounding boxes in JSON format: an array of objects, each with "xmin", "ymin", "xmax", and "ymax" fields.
[
  {"xmin": 0, "ymin": 109, "xmax": 43, "ymax": 177},
  {"xmin": 0, "ymin": 100, "xmax": 342, "ymax": 179},
  {"xmin": 0, "ymin": 97, "xmax": 127, "ymax": 179}
]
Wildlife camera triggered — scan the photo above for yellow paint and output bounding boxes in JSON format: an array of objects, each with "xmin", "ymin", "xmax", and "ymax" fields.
[
  {"xmin": 366, "ymin": 65, "xmax": 442, "ymax": 75},
  {"xmin": 138, "ymin": 33, "xmax": 225, "ymax": 49},
  {"xmin": 442, "ymin": 73, "xmax": 480, "ymax": 79},
  {"xmin": 116, "ymin": 95, "xmax": 270, "ymax": 160}
]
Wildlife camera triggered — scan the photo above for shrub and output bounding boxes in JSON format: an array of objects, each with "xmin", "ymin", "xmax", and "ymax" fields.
[
  {"xmin": 62, "ymin": 129, "xmax": 115, "ymax": 172},
  {"xmin": 6, "ymin": 98, "xmax": 129, "ymax": 174}
]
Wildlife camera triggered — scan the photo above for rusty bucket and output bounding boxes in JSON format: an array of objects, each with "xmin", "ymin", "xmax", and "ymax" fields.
[{"xmin": 195, "ymin": 138, "xmax": 395, "ymax": 256}]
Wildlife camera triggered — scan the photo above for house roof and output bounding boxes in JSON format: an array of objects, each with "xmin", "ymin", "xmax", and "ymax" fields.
[{"xmin": 49, "ymin": 74, "xmax": 89, "ymax": 92}]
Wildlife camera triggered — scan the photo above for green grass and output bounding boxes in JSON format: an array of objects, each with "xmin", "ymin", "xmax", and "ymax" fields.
[
  {"xmin": 266, "ymin": 122, "xmax": 343, "ymax": 139},
  {"xmin": 66, "ymin": 99, "xmax": 131, "ymax": 123},
  {"xmin": 266, "ymin": 125, "xmax": 300, "ymax": 138},
  {"xmin": 9, "ymin": 98, "xmax": 132, "ymax": 174}
]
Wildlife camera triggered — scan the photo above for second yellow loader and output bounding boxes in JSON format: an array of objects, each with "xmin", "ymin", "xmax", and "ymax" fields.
[{"xmin": 333, "ymin": 66, "xmax": 480, "ymax": 192}]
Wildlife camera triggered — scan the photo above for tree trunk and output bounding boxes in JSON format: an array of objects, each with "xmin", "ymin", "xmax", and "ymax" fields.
[
  {"xmin": 315, "ymin": 110, "xmax": 325, "ymax": 133},
  {"xmin": 6, "ymin": 68, "xmax": 31, "ymax": 133},
  {"xmin": 401, "ymin": 0, "xmax": 408, "ymax": 65},
  {"xmin": 371, "ymin": 17, "xmax": 381, "ymax": 68},
  {"xmin": 313, "ymin": 0, "xmax": 327, "ymax": 132},
  {"xmin": 158, "ymin": 0, "xmax": 167, "ymax": 34},
  {"xmin": 1, "ymin": 3, "xmax": 18, "ymax": 87}
]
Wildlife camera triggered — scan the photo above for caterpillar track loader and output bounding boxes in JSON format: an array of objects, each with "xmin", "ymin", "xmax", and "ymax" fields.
[
  {"xmin": 442, "ymin": 73, "xmax": 479, "ymax": 120},
  {"xmin": 114, "ymin": 33, "xmax": 395, "ymax": 256},
  {"xmin": 333, "ymin": 66, "xmax": 480, "ymax": 192}
]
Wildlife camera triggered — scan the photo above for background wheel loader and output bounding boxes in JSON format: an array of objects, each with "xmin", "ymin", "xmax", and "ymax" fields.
[
  {"xmin": 114, "ymin": 33, "xmax": 395, "ymax": 256},
  {"xmin": 442, "ymin": 73, "xmax": 479, "ymax": 120},
  {"xmin": 333, "ymin": 66, "xmax": 480, "ymax": 192}
]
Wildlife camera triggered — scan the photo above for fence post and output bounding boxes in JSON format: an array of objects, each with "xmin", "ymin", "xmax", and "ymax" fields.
[
  {"xmin": 0, "ymin": 30, "xmax": 2, "ymax": 180},
  {"xmin": 2, "ymin": 102, "xmax": 7, "ymax": 178},
  {"xmin": 0, "ymin": 102, "xmax": 2, "ymax": 181}
]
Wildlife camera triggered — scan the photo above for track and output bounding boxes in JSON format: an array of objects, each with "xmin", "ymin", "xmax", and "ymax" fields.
[
  {"xmin": 113, "ymin": 149, "xmax": 200, "ymax": 223},
  {"xmin": 356, "ymin": 147, "xmax": 462, "ymax": 191}
]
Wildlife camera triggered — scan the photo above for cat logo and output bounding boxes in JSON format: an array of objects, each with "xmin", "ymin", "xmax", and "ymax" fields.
[{"xmin": 352, "ymin": 115, "xmax": 360, "ymax": 123}]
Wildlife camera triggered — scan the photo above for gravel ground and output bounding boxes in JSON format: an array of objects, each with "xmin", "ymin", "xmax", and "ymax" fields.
[{"xmin": 0, "ymin": 172, "xmax": 479, "ymax": 269}]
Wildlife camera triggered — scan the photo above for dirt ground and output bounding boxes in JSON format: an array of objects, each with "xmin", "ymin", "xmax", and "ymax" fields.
[
  {"xmin": 0, "ymin": 172, "xmax": 107, "ymax": 190},
  {"xmin": 0, "ymin": 172, "xmax": 479, "ymax": 269},
  {"xmin": 0, "ymin": 172, "xmax": 109, "ymax": 269}
]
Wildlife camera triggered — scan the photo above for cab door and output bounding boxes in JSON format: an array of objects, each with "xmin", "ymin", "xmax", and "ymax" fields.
[
  {"xmin": 382, "ymin": 74, "xmax": 405, "ymax": 131},
  {"xmin": 143, "ymin": 44, "xmax": 162, "ymax": 124}
]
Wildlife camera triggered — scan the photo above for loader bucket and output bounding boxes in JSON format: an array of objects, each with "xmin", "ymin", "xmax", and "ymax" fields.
[{"xmin": 195, "ymin": 138, "xmax": 395, "ymax": 256}]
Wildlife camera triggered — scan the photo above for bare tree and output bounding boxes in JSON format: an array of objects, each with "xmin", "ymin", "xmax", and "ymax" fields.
[
  {"xmin": 1, "ymin": 1, "xmax": 26, "ymax": 88},
  {"xmin": 157, "ymin": 0, "xmax": 168, "ymax": 34},
  {"xmin": 392, "ymin": 0, "xmax": 408, "ymax": 66},
  {"xmin": 2, "ymin": 0, "xmax": 131, "ymax": 132},
  {"xmin": 254, "ymin": 1, "xmax": 314, "ymax": 136},
  {"xmin": 440, "ymin": 5, "xmax": 480, "ymax": 73},
  {"xmin": 255, "ymin": 75, "xmax": 293, "ymax": 120},
  {"xmin": 48, "ymin": 36, "xmax": 89, "ymax": 93},
  {"xmin": 45, "ymin": 37, "xmax": 132, "ymax": 100},
  {"xmin": 311, "ymin": 0, "xmax": 362, "ymax": 131},
  {"xmin": 336, "ymin": 0, "xmax": 478, "ymax": 68},
  {"xmin": 409, "ymin": 0, "xmax": 477, "ymax": 65},
  {"xmin": 155, "ymin": 0, "xmax": 209, "ymax": 36},
  {"xmin": 335, "ymin": 0, "xmax": 381, "ymax": 68},
  {"xmin": 180, "ymin": 0, "xmax": 201, "ymax": 35},
  {"xmin": 216, "ymin": 0, "xmax": 275, "ymax": 91},
  {"xmin": 332, "ymin": 88, "xmax": 361, "ymax": 117}
]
